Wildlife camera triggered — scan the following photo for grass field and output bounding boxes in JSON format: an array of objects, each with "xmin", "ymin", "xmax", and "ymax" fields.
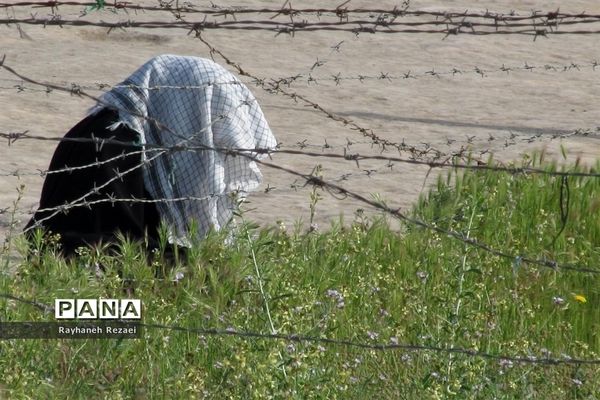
[{"xmin": 1, "ymin": 153, "xmax": 599, "ymax": 399}]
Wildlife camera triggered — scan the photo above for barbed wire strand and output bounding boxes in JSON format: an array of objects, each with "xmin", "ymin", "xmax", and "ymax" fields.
[
  {"xmin": 3, "ymin": 133, "xmax": 600, "ymax": 179},
  {"xmin": 3, "ymin": 17, "xmax": 600, "ymax": 38},
  {"xmin": 0, "ymin": 293, "xmax": 599, "ymax": 366},
  {"xmin": 2, "ymin": 0, "xmax": 600, "ymax": 39},
  {"xmin": 3, "ymin": 2, "xmax": 600, "ymax": 22},
  {"xmin": 2, "ymin": 60, "xmax": 599, "ymax": 95}
]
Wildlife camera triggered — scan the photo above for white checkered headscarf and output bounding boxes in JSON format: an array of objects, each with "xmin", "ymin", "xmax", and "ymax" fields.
[{"xmin": 93, "ymin": 55, "xmax": 277, "ymax": 245}]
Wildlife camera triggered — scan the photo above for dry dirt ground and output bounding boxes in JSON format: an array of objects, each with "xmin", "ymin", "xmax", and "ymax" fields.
[{"xmin": 1, "ymin": 0, "xmax": 599, "ymax": 245}]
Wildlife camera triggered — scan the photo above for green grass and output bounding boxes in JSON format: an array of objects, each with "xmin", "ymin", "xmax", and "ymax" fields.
[{"xmin": 1, "ymin": 153, "xmax": 600, "ymax": 399}]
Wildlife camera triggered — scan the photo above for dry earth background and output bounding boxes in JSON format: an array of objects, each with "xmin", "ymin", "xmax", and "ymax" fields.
[{"xmin": 1, "ymin": 0, "xmax": 599, "ymax": 245}]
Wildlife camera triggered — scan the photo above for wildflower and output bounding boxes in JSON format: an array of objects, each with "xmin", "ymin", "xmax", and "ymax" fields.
[
  {"xmin": 571, "ymin": 378, "xmax": 583, "ymax": 387},
  {"xmin": 552, "ymin": 296, "xmax": 565, "ymax": 305},
  {"xmin": 540, "ymin": 348, "xmax": 551, "ymax": 357},
  {"xmin": 173, "ymin": 271, "xmax": 184, "ymax": 282},
  {"xmin": 573, "ymin": 294, "xmax": 587, "ymax": 303},
  {"xmin": 92, "ymin": 262, "xmax": 103, "ymax": 279},
  {"xmin": 326, "ymin": 289, "xmax": 344, "ymax": 301},
  {"xmin": 326, "ymin": 289, "xmax": 345, "ymax": 309},
  {"xmin": 367, "ymin": 331, "xmax": 379, "ymax": 340},
  {"xmin": 416, "ymin": 271, "xmax": 428, "ymax": 281}
]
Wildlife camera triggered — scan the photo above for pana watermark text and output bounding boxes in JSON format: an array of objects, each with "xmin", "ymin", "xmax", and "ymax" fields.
[{"xmin": 55, "ymin": 299, "xmax": 142, "ymax": 320}]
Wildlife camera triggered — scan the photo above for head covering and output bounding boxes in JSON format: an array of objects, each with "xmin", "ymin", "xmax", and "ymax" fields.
[{"xmin": 92, "ymin": 55, "xmax": 277, "ymax": 245}]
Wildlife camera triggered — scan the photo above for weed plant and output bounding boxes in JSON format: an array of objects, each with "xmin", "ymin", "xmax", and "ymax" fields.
[{"xmin": 1, "ymin": 154, "xmax": 599, "ymax": 398}]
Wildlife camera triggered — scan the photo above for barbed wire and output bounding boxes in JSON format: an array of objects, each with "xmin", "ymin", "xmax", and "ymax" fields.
[
  {"xmin": 0, "ymin": 80, "xmax": 248, "ymax": 96},
  {"xmin": 5, "ymin": 141, "xmax": 600, "ymax": 274},
  {"xmin": 167, "ymin": 12, "xmax": 600, "ymax": 163},
  {"xmin": 0, "ymin": 115, "xmax": 594, "ymax": 192},
  {"xmin": 3, "ymin": 56, "xmax": 600, "ymax": 272},
  {"xmin": 0, "ymin": 56, "xmax": 266, "ymax": 233},
  {"xmin": 248, "ymin": 157, "xmax": 600, "ymax": 274},
  {"xmin": 1, "ymin": 39, "xmax": 600, "ymax": 275},
  {"xmin": 1, "ymin": 59, "xmax": 599, "ymax": 95},
  {"xmin": 274, "ymin": 61, "xmax": 600, "ymax": 87},
  {"xmin": 3, "ymin": 127, "xmax": 600, "ymax": 179},
  {"xmin": 0, "ymin": 52, "xmax": 447, "ymax": 161},
  {"xmin": 3, "ymin": 2, "xmax": 600, "ymax": 38},
  {"xmin": 1, "ymin": 292, "xmax": 599, "ymax": 366},
  {"xmin": 3, "ymin": 2, "xmax": 600, "ymax": 22},
  {"xmin": 1, "ymin": 3, "xmax": 599, "ymax": 380},
  {"xmin": 17, "ymin": 102, "xmax": 257, "ymax": 233},
  {"xmin": 175, "ymin": 19, "xmax": 450, "ymax": 160},
  {"xmin": 3, "ymin": 16, "xmax": 600, "ymax": 38}
]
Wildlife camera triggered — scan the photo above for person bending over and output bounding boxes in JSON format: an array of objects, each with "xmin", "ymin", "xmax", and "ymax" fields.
[{"xmin": 25, "ymin": 55, "xmax": 277, "ymax": 257}]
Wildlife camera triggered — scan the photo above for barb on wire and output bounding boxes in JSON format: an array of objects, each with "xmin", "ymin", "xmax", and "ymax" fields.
[{"xmin": 1, "ymin": 292, "xmax": 600, "ymax": 365}]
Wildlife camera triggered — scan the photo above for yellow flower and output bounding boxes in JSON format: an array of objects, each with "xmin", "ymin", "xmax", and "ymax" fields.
[{"xmin": 573, "ymin": 294, "xmax": 587, "ymax": 303}]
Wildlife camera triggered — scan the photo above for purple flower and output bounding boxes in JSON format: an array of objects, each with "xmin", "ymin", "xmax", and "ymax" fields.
[
  {"xmin": 173, "ymin": 271, "xmax": 185, "ymax": 282},
  {"xmin": 552, "ymin": 296, "xmax": 565, "ymax": 305}
]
